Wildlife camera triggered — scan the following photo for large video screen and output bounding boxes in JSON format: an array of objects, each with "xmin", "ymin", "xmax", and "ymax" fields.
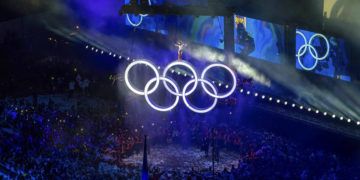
[
  {"xmin": 177, "ymin": 16, "xmax": 224, "ymax": 49},
  {"xmin": 295, "ymin": 29, "xmax": 351, "ymax": 81},
  {"xmin": 124, "ymin": 0, "xmax": 168, "ymax": 35},
  {"xmin": 124, "ymin": 0, "xmax": 211, "ymax": 35},
  {"xmin": 234, "ymin": 15, "xmax": 285, "ymax": 63}
]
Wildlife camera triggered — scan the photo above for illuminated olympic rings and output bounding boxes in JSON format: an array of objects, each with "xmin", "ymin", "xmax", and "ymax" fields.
[
  {"xmin": 126, "ymin": 0, "xmax": 152, "ymax": 27},
  {"xmin": 124, "ymin": 60, "xmax": 237, "ymax": 113},
  {"xmin": 296, "ymin": 31, "xmax": 330, "ymax": 71}
]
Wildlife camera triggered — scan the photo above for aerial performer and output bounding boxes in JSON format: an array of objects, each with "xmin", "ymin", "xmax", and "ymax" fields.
[{"xmin": 175, "ymin": 40, "xmax": 187, "ymax": 60}]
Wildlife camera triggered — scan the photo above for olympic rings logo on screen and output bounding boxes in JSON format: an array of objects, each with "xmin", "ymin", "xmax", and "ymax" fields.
[
  {"xmin": 126, "ymin": 0, "xmax": 152, "ymax": 27},
  {"xmin": 296, "ymin": 31, "xmax": 330, "ymax": 71},
  {"xmin": 124, "ymin": 60, "xmax": 237, "ymax": 113}
]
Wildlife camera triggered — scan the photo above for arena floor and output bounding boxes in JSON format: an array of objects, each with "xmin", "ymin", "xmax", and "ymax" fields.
[{"xmin": 121, "ymin": 145, "xmax": 241, "ymax": 172}]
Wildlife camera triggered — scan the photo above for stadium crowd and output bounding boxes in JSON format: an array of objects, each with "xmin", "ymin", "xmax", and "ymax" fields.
[
  {"xmin": 1, "ymin": 94, "xmax": 359, "ymax": 179},
  {"xmin": 0, "ymin": 42, "xmax": 359, "ymax": 179}
]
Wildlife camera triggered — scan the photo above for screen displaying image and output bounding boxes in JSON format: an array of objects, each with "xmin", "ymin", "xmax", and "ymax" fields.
[
  {"xmin": 177, "ymin": 16, "xmax": 224, "ymax": 49},
  {"xmin": 124, "ymin": 1, "xmax": 222, "ymax": 48},
  {"xmin": 295, "ymin": 29, "xmax": 351, "ymax": 81},
  {"xmin": 124, "ymin": 0, "xmax": 168, "ymax": 35},
  {"xmin": 234, "ymin": 15, "xmax": 285, "ymax": 63}
]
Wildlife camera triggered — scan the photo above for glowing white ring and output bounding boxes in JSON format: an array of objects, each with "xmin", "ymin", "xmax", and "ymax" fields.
[
  {"xmin": 126, "ymin": 14, "xmax": 143, "ymax": 27},
  {"xmin": 182, "ymin": 79, "xmax": 218, "ymax": 113},
  {"xmin": 126, "ymin": 0, "xmax": 152, "ymax": 27},
  {"xmin": 162, "ymin": 61, "xmax": 198, "ymax": 96},
  {"xmin": 124, "ymin": 60, "xmax": 159, "ymax": 95},
  {"xmin": 297, "ymin": 44, "xmax": 319, "ymax": 71},
  {"xmin": 201, "ymin": 64, "xmax": 236, "ymax": 99},
  {"xmin": 309, "ymin": 33, "xmax": 330, "ymax": 61},
  {"xmin": 296, "ymin": 31, "xmax": 308, "ymax": 57},
  {"xmin": 144, "ymin": 77, "xmax": 180, "ymax": 112},
  {"xmin": 124, "ymin": 60, "xmax": 236, "ymax": 113},
  {"xmin": 296, "ymin": 31, "xmax": 330, "ymax": 71}
]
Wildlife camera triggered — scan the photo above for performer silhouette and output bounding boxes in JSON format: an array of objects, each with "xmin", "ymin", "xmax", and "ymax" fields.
[{"xmin": 175, "ymin": 40, "xmax": 187, "ymax": 60}]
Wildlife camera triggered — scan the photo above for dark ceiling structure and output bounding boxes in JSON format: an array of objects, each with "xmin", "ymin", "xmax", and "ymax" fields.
[{"xmin": 0, "ymin": 0, "xmax": 47, "ymax": 22}]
